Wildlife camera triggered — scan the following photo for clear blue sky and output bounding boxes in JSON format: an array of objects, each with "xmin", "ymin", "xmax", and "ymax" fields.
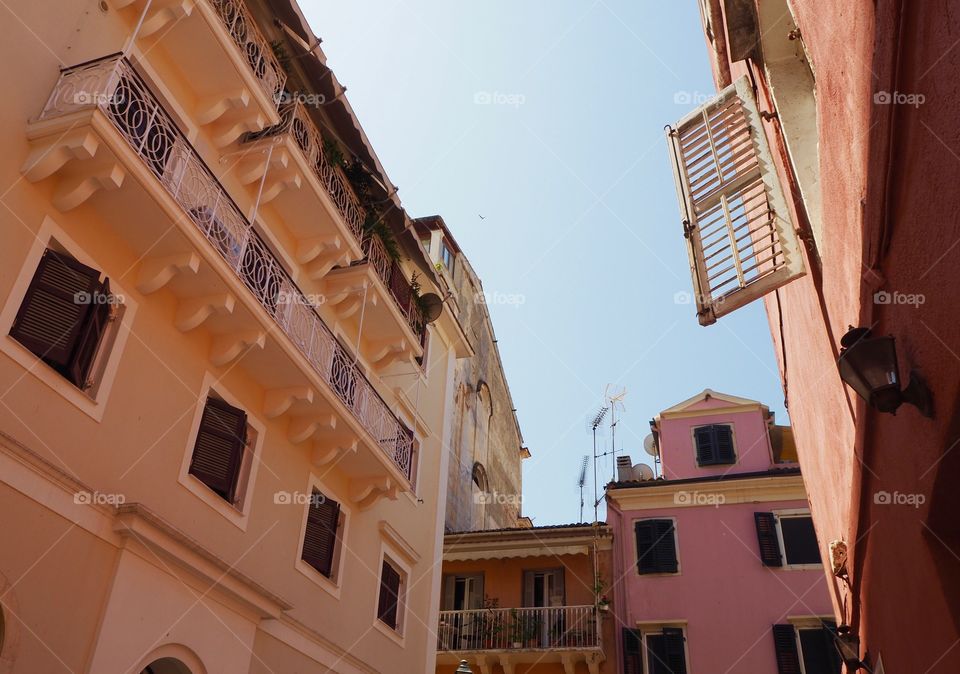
[{"xmin": 303, "ymin": 0, "xmax": 789, "ymax": 524}]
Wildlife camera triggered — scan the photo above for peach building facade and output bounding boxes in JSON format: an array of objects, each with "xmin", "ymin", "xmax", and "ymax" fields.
[
  {"xmin": 0, "ymin": 0, "xmax": 473, "ymax": 672},
  {"xmin": 435, "ymin": 525, "xmax": 614, "ymax": 674}
]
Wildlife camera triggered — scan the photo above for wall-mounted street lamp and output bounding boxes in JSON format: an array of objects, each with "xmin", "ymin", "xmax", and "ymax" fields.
[
  {"xmin": 833, "ymin": 624, "xmax": 865, "ymax": 671},
  {"xmin": 837, "ymin": 327, "xmax": 933, "ymax": 417},
  {"xmin": 455, "ymin": 660, "xmax": 474, "ymax": 673}
]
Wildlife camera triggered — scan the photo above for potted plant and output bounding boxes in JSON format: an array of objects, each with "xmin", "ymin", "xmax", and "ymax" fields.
[
  {"xmin": 478, "ymin": 596, "xmax": 505, "ymax": 648},
  {"xmin": 507, "ymin": 609, "xmax": 540, "ymax": 648},
  {"xmin": 597, "ymin": 595, "xmax": 611, "ymax": 612}
]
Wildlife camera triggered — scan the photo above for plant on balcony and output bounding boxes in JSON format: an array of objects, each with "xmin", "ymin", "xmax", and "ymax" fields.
[
  {"xmin": 507, "ymin": 609, "xmax": 541, "ymax": 648},
  {"xmin": 321, "ymin": 135, "xmax": 346, "ymax": 169},
  {"xmin": 409, "ymin": 271, "xmax": 432, "ymax": 317},
  {"xmin": 477, "ymin": 596, "xmax": 505, "ymax": 648}
]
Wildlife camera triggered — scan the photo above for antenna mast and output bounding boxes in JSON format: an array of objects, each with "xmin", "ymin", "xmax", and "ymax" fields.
[
  {"xmin": 605, "ymin": 386, "xmax": 627, "ymax": 482},
  {"xmin": 590, "ymin": 406, "xmax": 608, "ymax": 525},
  {"xmin": 577, "ymin": 456, "xmax": 589, "ymax": 523}
]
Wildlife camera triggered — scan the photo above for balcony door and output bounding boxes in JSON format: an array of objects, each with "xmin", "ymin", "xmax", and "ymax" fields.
[
  {"xmin": 441, "ymin": 573, "xmax": 484, "ymax": 649},
  {"xmin": 523, "ymin": 568, "xmax": 565, "ymax": 646}
]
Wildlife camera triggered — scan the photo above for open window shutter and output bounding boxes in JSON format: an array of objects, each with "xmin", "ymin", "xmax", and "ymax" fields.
[
  {"xmin": 10, "ymin": 250, "xmax": 100, "ymax": 371},
  {"xmin": 551, "ymin": 568, "xmax": 566, "ymax": 605},
  {"xmin": 188, "ymin": 397, "xmax": 247, "ymax": 502},
  {"xmin": 666, "ymin": 76, "xmax": 805, "ymax": 326},
  {"xmin": 441, "ymin": 575, "xmax": 456, "ymax": 611},
  {"xmin": 623, "ymin": 628, "xmax": 644, "ymax": 674},
  {"xmin": 661, "ymin": 628, "xmax": 687, "ymax": 674},
  {"xmin": 302, "ymin": 492, "xmax": 340, "ymax": 577},
  {"xmin": 654, "ymin": 520, "xmax": 679, "ymax": 573},
  {"xmin": 755, "ymin": 512, "xmax": 783, "ymax": 566},
  {"xmin": 772, "ymin": 624, "xmax": 802, "ymax": 674},
  {"xmin": 378, "ymin": 560, "xmax": 401, "ymax": 628},
  {"xmin": 820, "ymin": 621, "xmax": 843, "ymax": 673},
  {"xmin": 715, "ymin": 425, "xmax": 735, "ymax": 463},
  {"xmin": 68, "ymin": 277, "xmax": 112, "ymax": 388},
  {"xmin": 522, "ymin": 570, "xmax": 535, "ymax": 607},
  {"xmin": 694, "ymin": 426, "xmax": 716, "ymax": 465}
]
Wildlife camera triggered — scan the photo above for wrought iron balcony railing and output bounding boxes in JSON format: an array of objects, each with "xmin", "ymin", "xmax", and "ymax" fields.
[
  {"xmin": 360, "ymin": 233, "xmax": 426, "ymax": 340},
  {"xmin": 209, "ymin": 0, "xmax": 286, "ymax": 104},
  {"xmin": 245, "ymin": 104, "xmax": 425, "ymax": 340},
  {"xmin": 437, "ymin": 606, "xmax": 600, "ymax": 652},
  {"xmin": 244, "ymin": 101, "xmax": 366, "ymax": 243},
  {"xmin": 36, "ymin": 54, "xmax": 413, "ymax": 480}
]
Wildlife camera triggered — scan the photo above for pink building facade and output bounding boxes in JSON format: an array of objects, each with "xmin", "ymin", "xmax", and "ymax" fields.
[{"xmin": 606, "ymin": 391, "xmax": 836, "ymax": 673}]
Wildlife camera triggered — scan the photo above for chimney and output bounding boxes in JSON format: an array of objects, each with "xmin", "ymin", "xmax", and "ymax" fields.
[{"xmin": 616, "ymin": 456, "xmax": 634, "ymax": 482}]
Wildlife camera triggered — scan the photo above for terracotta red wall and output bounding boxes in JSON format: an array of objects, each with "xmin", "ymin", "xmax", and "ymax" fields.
[{"xmin": 702, "ymin": 1, "xmax": 960, "ymax": 671}]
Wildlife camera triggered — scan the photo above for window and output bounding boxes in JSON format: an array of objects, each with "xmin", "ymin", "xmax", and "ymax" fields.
[
  {"xmin": 772, "ymin": 621, "xmax": 842, "ymax": 674},
  {"xmin": 755, "ymin": 512, "xmax": 821, "ymax": 567},
  {"xmin": 666, "ymin": 76, "xmax": 805, "ymax": 326},
  {"xmin": 301, "ymin": 489, "xmax": 342, "ymax": 579},
  {"xmin": 624, "ymin": 627, "xmax": 688, "ymax": 674},
  {"xmin": 693, "ymin": 424, "xmax": 735, "ymax": 465},
  {"xmin": 188, "ymin": 396, "xmax": 250, "ymax": 505},
  {"xmin": 439, "ymin": 239, "xmax": 454, "ymax": 273},
  {"xmin": 377, "ymin": 557, "xmax": 405, "ymax": 631},
  {"xmin": 635, "ymin": 519, "xmax": 678, "ymax": 574},
  {"xmin": 10, "ymin": 248, "xmax": 116, "ymax": 391}
]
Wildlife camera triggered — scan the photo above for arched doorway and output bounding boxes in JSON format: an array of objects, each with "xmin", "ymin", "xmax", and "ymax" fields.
[{"xmin": 140, "ymin": 658, "xmax": 192, "ymax": 674}]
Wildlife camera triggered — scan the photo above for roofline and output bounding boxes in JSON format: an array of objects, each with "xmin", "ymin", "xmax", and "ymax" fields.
[{"xmin": 606, "ymin": 466, "xmax": 801, "ymax": 490}]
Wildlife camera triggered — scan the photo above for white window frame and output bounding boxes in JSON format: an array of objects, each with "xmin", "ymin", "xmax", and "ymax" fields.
[
  {"xmin": 689, "ymin": 422, "xmax": 738, "ymax": 466},
  {"xmin": 787, "ymin": 616, "xmax": 840, "ymax": 674},
  {"xmin": 634, "ymin": 621, "xmax": 690, "ymax": 674},
  {"xmin": 373, "ymin": 546, "xmax": 410, "ymax": 644},
  {"xmin": 0, "ymin": 217, "xmax": 137, "ymax": 421},
  {"xmin": 667, "ymin": 76, "xmax": 805, "ymax": 325},
  {"xmin": 177, "ymin": 372, "xmax": 264, "ymax": 530},
  {"xmin": 294, "ymin": 473, "xmax": 350, "ymax": 598},
  {"xmin": 631, "ymin": 516, "xmax": 681, "ymax": 576},
  {"xmin": 774, "ymin": 509, "xmax": 822, "ymax": 570}
]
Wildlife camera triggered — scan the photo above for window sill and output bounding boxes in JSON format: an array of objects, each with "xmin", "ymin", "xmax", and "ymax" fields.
[
  {"xmin": 373, "ymin": 618, "xmax": 405, "ymax": 646},
  {"xmin": 177, "ymin": 473, "xmax": 249, "ymax": 531},
  {"xmin": 295, "ymin": 557, "xmax": 342, "ymax": 600}
]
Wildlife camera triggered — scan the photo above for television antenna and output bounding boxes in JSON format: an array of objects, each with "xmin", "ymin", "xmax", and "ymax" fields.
[
  {"xmin": 577, "ymin": 455, "xmax": 589, "ymax": 523},
  {"xmin": 605, "ymin": 385, "xmax": 627, "ymax": 482},
  {"xmin": 589, "ymin": 406, "xmax": 608, "ymax": 525}
]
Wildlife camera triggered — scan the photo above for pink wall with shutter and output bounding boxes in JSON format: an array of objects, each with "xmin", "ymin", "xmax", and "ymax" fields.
[
  {"xmin": 607, "ymin": 394, "xmax": 833, "ymax": 673},
  {"xmin": 658, "ymin": 398, "xmax": 777, "ymax": 480}
]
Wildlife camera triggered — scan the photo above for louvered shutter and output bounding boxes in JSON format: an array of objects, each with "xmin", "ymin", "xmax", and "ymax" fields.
[
  {"xmin": 715, "ymin": 425, "xmax": 735, "ymax": 463},
  {"xmin": 667, "ymin": 76, "xmax": 805, "ymax": 326},
  {"xmin": 636, "ymin": 520, "xmax": 678, "ymax": 574},
  {"xmin": 653, "ymin": 520, "xmax": 679, "ymax": 573},
  {"xmin": 301, "ymin": 491, "xmax": 340, "ymax": 578},
  {"xmin": 69, "ymin": 277, "xmax": 112, "ymax": 388},
  {"xmin": 378, "ymin": 560, "xmax": 401, "ymax": 629},
  {"xmin": 772, "ymin": 624, "xmax": 802, "ymax": 674},
  {"xmin": 755, "ymin": 512, "xmax": 783, "ymax": 566},
  {"xmin": 10, "ymin": 250, "xmax": 101, "ymax": 372},
  {"xmin": 188, "ymin": 397, "xmax": 247, "ymax": 502},
  {"xmin": 661, "ymin": 628, "xmax": 687, "ymax": 674},
  {"xmin": 623, "ymin": 628, "xmax": 643, "ymax": 674},
  {"xmin": 694, "ymin": 426, "xmax": 716, "ymax": 465}
]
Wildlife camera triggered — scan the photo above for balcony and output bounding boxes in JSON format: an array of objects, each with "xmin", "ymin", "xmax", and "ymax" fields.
[
  {"xmin": 237, "ymin": 101, "xmax": 366, "ymax": 277},
  {"xmin": 23, "ymin": 54, "xmax": 413, "ymax": 501},
  {"xmin": 436, "ymin": 606, "xmax": 603, "ymax": 674},
  {"xmin": 113, "ymin": 0, "xmax": 285, "ymax": 142}
]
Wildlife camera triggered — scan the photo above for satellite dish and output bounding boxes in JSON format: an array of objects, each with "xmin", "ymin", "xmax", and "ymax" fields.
[
  {"xmin": 643, "ymin": 434, "xmax": 658, "ymax": 457},
  {"xmin": 636, "ymin": 464, "xmax": 655, "ymax": 481},
  {"xmin": 420, "ymin": 293, "xmax": 444, "ymax": 323}
]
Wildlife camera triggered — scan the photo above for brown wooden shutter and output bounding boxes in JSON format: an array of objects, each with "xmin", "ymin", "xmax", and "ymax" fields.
[
  {"xmin": 378, "ymin": 560, "xmax": 401, "ymax": 629},
  {"xmin": 622, "ymin": 628, "xmax": 643, "ymax": 674},
  {"xmin": 10, "ymin": 250, "xmax": 101, "ymax": 373},
  {"xmin": 69, "ymin": 277, "xmax": 112, "ymax": 388},
  {"xmin": 188, "ymin": 397, "xmax": 247, "ymax": 502},
  {"xmin": 661, "ymin": 628, "xmax": 687, "ymax": 674},
  {"xmin": 772, "ymin": 624, "xmax": 802, "ymax": 674},
  {"xmin": 755, "ymin": 512, "xmax": 783, "ymax": 566},
  {"xmin": 636, "ymin": 520, "xmax": 678, "ymax": 574},
  {"xmin": 301, "ymin": 491, "xmax": 340, "ymax": 578}
]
